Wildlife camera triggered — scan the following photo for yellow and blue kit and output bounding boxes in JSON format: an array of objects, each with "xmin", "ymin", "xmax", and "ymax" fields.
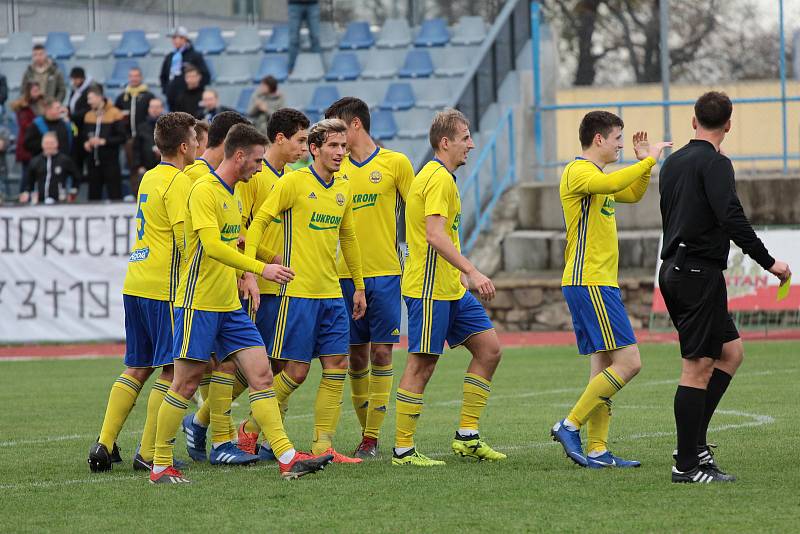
[
  {"xmin": 337, "ymin": 147, "xmax": 415, "ymax": 344},
  {"xmin": 122, "ymin": 162, "xmax": 190, "ymax": 368},
  {"xmin": 245, "ymin": 165, "xmax": 365, "ymax": 362},
  {"xmin": 402, "ymin": 159, "xmax": 492, "ymax": 355},
  {"xmin": 560, "ymin": 156, "xmax": 656, "ymax": 354},
  {"xmin": 183, "ymin": 157, "xmax": 215, "ymax": 183}
]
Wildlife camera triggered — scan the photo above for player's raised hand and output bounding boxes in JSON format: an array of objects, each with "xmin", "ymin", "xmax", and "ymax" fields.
[
  {"xmin": 467, "ymin": 269, "xmax": 496, "ymax": 301},
  {"xmin": 769, "ymin": 260, "xmax": 792, "ymax": 284},
  {"xmin": 352, "ymin": 289, "xmax": 366, "ymax": 320},
  {"xmin": 262, "ymin": 264, "xmax": 294, "ymax": 285},
  {"xmin": 239, "ymin": 273, "xmax": 261, "ymax": 311}
]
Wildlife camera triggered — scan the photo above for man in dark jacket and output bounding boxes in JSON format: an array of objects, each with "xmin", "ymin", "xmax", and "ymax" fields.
[
  {"xmin": 20, "ymin": 132, "xmax": 80, "ymax": 204},
  {"xmin": 131, "ymin": 97, "xmax": 164, "ymax": 195},
  {"xmin": 81, "ymin": 85, "xmax": 126, "ymax": 200},
  {"xmin": 171, "ymin": 64, "xmax": 204, "ymax": 117},
  {"xmin": 21, "ymin": 44, "xmax": 66, "ymax": 103},
  {"xmin": 23, "ymin": 97, "xmax": 74, "ymax": 159},
  {"xmin": 68, "ymin": 67, "xmax": 95, "ymax": 181},
  {"xmin": 0, "ymin": 74, "xmax": 7, "ymax": 115},
  {"xmin": 115, "ymin": 66, "xmax": 155, "ymax": 198},
  {"xmin": 159, "ymin": 26, "xmax": 210, "ymax": 111}
]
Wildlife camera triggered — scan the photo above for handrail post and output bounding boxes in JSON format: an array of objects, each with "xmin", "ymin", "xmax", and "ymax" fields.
[
  {"xmin": 779, "ymin": 0, "xmax": 788, "ymax": 174},
  {"xmin": 531, "ymin": 1, "xmax": 544, "ymax": 181},
  {"xmin": 509, "ymin": 110, "xmax": 516, "ymax": 184}
]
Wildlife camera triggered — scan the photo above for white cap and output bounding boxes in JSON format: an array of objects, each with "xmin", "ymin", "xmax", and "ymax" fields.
[{"xmin": 168, "ymin": 26, "xmax": 190, "ymax": 39}]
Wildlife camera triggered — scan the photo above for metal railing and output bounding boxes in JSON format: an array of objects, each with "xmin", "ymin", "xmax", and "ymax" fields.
[
  {"xmin": 530, "ymin": 0, "xmax": 800, "ymax": 181},
  {"xmin": 459, "ymin": 107, "xmax": 516, "ymax": 254}
]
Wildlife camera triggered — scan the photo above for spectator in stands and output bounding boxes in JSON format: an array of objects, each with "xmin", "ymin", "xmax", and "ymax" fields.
[
  {"xmin": 288, "ymin": 0, "xmax": 322, "ymax": 72},
  {"xmin": 195, "ymin": 119, "xmax": 209, "ymax": 154},
  {"xmin": 21, "ymin": 44, "xmax": 66, "ymax": 103},
  {"xmin": 68, "ymin": 67, "xmax": 95, "ymax": 184},
  {"xmin": 172, "ymin": 64, "xmax": 204, "ymax": 117},
  {"xmin": 115, "ymin": 66, "xmax": 155, "ymax": 197},
  {"xmin": 160, "ymin": 26, "xmax": 210, "ymax": 111},
  {"xmin": 23, "ymin": 98, "xmax": 74, "ymax": 160},
  {"xmin": 200, "ymin": 88, "xmax": 234, "ymax": 122},
  {"xmin": 20, "ymin": 132, "xmax": 80, "ymax": 204},
  {"xmin": 0, "ymin": 124, "xmax": 9, "ymax": 202},
  {"xmin": 81, "ymin": 85, "xmax": 125, "ymax": 201},
  {"xmin": 248, "ymin": 75, "xmax": 285, "ymax": 134},
  {"xmin": 131, "ymin": 97, "xmax": 164, "ymax": 194},
  {"xmin": 10, "ymin": 81, "xmax": 45, "ymax": 194},
  {"xmin": 0, "ymin": 73, "xmax": 7, "ymax": 117}
]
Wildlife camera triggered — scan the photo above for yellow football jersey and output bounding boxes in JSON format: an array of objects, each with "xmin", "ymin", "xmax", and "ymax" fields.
[
  {"xmin": 401, "ymin": 159, "xmax": 466, "ymax": 301},
  {"xmin": 560, "ymin": 157, "xmax": 655, "ymax": 287},
  {"xmin": 175, "ymin": 172, "xmax": 252, "ymax": 311},
  {"xmin": 123, "ymin": 162, "xmax": 190, "ymax": 301},
  {"xmin": 246, "ymin": 166, "xmax": 362, "ymax": 299},
  {"xmin": 183, "ymin": 157, "xmax": 215, "ymax": 183},
  {"xmin": 240, "ymin": 159, "xmax": 287, "ymax": 294},
  {"xmin": 336, "ymin": 147, "xmax": 415, "ymax": 279}
]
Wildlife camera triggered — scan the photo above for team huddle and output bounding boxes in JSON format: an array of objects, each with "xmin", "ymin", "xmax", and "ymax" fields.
[{"xmin": 86, "ymin": 91, "xmax": 787, "ymax": 485}]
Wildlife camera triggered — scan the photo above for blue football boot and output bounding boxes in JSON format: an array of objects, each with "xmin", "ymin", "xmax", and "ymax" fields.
[
  {"xmin": 587, "ymin": 450, "xmax": 641, "ymax": 468},
  {"xmin": 258, "ymin": 446, "xmax": 276, "ymax": 462},
  {"xmin": 209, "ymin": 442, "xmax": 260, "ymax": 466},
  {"xmin": 550, "ymin": 419, "xmax": 588, "ymax": 467},
  {"xmin": 181, "ymin": 413, "xmax": 208, "ymax": 462}
]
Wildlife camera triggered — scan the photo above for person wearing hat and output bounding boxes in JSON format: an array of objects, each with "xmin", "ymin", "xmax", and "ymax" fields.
[{"xmin": 159, "ymin": 26, "xmax": 210, "ymax": 112}]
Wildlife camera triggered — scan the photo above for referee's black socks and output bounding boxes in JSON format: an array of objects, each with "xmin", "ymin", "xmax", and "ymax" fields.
[
  {"xmin": 699, "ymin": 368, "xmax": 733, "ymax": 447},
  {"xmin": 674, "ymin": 385, "xmax": 707, "ymax": 472}
]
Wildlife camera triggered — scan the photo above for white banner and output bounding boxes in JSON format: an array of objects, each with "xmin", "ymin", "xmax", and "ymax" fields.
[{"xmin": 0, "ymin": 203, "xmax": 136, "ymax": 342}]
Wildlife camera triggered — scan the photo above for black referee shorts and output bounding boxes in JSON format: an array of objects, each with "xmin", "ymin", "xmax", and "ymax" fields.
[{"xmin": 659, "ymin": 260, "xmax": 740, "ymax": 359}]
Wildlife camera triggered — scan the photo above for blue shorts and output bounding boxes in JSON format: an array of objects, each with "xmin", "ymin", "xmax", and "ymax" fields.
[
  {"xmin": 562, "ymin": 285, "xmax": 637, "ymax": 355},
  {"xmin": 172, "ymin": 307, "xmax": 264, "ymax": 363},
  {"xmin": 340, "ymin": 275, "xmax": 401, "ymax": 345},
  {"xmin": 266, "ymin": 295, "xmax": 349, "ymax": 363},
  {"xmin": 123, "ymin": 295, "xmax": 175, "ymax": 368},
  {"xmin": 405, "ymin": 291, "xmax": 494, "ymax": 356},
  {"xmin": 241, "ymin": 296, "xmax": 276, "ymax": 348}
]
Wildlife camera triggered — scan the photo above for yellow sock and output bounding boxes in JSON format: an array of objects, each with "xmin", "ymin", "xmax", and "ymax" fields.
[
  {"xmin": 198, "ymin": 373, "xmax": 212, "ymax": 400},
  {"xmin": 98, "ymin": 373, "xmax": 142, "ymax": 450},
  {"xmin": 227, "ymin": 369, "xmax": 249, "ymax": 441},
  {"xmin": 459, "ymin": 373, "xmax": 491, "ymax": 431},
  {"xmin": 209, "ymin": 371, "xmax": 235, "ymax": 445},
  {"xmin": 249, "ymin": 389, "xmax": 293, "ymax": 458},
  {"xmin": 311, "ymin": 369, "xmax": 346, "ymax": 455},
  {"xmin": 364, "ymin": 364, "xmax": 393, "ymax": 439},
  {"xmin": 587, "ymin": 398, "xmax": 612, "ymax": 454},
  {"xmin": 567, "ymin": 368, "xmax": 625, "ymax": 428},
  {"xmin": 138, "ymin": 378, "xmax": 170, "ymax": 461},
  {"xmin": 395, "ymin": 388, "xmax": 423, "ymax": 449},
  {"xmin": 273, "ymin": 371, "xmax": 300, "ymax": 421},
  {"xmin": 154, "ymin": 390, "xmax": 189, "ymax": 467},
  {"xmin": 349, "ymin": 366, "xmax": 370, "ymax": 431}
]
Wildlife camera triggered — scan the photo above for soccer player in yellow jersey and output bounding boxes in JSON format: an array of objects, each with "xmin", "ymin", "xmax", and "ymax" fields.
[
  {"xmin": 88, "ymin": 112, "xmax": 198, "ymax": 472},
  {"xmin": 550, "ymin": 111, "xmax": 671, "ymax": 469},
  {"xmin": 149, "ymin": 124, "xmax": 333, "ymax": 483},
  {"xmin": 322, "ymin": 97, "xmax": 415, "ymax": 458},
  {"xmin": 194, "ymin": 120, "xmax": 209, "ymax": 157},
  {"xmin": 393, "ymin": 109, "xmax": 505, "ymax": 467},
  {"xmin": 244, "ymin": 119, "xmax": 367, "ymax": 464},
  {"xmin": 183, "ymin": 111, "xmax": 251, "ymax": 183}
]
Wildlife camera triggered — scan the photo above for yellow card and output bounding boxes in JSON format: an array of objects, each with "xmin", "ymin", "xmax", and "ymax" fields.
[{"xmin": 777, "ymin": 276, "xmax": 791, "ymax": 302}]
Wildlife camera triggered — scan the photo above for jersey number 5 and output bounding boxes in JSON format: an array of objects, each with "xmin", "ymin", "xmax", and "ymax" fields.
[{"xmin": 136, "ymin": 193, "xmax": 149, "ymax": 240}]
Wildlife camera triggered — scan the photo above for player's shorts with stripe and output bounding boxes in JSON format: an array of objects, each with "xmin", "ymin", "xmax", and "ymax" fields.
[
  {"xmin": 241, "ymin": 296, "xmax": 277, "ymax": 351},
  {"xmin": 266, "ymin": 295, "xmax": 349, "ymax": 363},
  {"xmin": 562, "ymin": 285, "xmax": 636, "ymax": 355},
  {"xmin": 340, "ymin": 275, "xmax": 401, "ymax": 345},
  {"xmin": 172, "ymin": 306, "xmax": 264, "ymax": 362},
  {"xmin": 123, "ymin": 294, "xmax": 175, "ymax": 368},
  {"xmin": 404, "ymin": 291, "xmax": 494, "ymax": 356}
]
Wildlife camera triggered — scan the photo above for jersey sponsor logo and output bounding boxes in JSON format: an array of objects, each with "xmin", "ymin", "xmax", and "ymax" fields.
[
  {"xmin": 451, "ymin": 213, "xmax": 462, "ymax": 231},
  {"xmin": 308, "ymin": 211, "xmax": 342, "ymax": 230},
  {"xmin": 600, "ymin": 197, "xmax": 615, "ymax": 217},
  {"xmin": 336, "ymin": 193, "xmax": 345, "ymax": 206},
  {"xmin": 129, "ymin": 247, "xmax": 150, "ymax": 262},
  {"xmin": 220, "ymin": 222, "xmax": 241, "ymax": 241},
  {"xmin": 370, "ymin": 170, "xmax": 382, "ymax": 184},
  {"xmin": 308, "ymin": 192, "xmax": 317, "ymax": 199},
  {"xmin": 352, "ymin": 192, "xmax": 379, "ymax": 211}
]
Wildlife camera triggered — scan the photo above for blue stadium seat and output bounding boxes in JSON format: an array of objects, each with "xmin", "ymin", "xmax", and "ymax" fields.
[
  {"xmin": 1, "ymin": 32, "xmax": 33, "ymax": 61},
  {"xmin": 45, "ymin": 32, "xmax": 75, "ymax": 59},
  {"xmin": 306, "ymin": 85, "xmax": 340, "ymax": 114},
  {"xmin": 414, "ymin": 18, "xmax": 450, "ymax": 47},
  {"xmin": 288, "ymin": 53, "xmax": 324, "ymax": 82},
  {"xmin": 376, "ymin": 18, "xmax": 412, "ymax": 49},
  {"xmin": 319, "ymin": 22, "xmax": 338, "ymax": 50},
  {"xmin": 214, "ymin": 55, "xmax": 253, "ymax": 84},
  {"xmin": 254, "ymin": 55, "xmax": 289, "ymax": 82},
  {"xmin": 107, "ymin": 58, "xmax": 140, "ymax": 88},
  {"xmin": 4, "ymin": 61, "xmax": 29, "ymax": 91},
  {"xmin": 236, "ymin": 86, "xmax": 255, "ymax": 114},
  {"xmin": 380, "ymin": 82, "xmax": 415, "ymax": 111},
  {"xmin": 397, "ymin": 49, "xmax": 434, "ymax": 78},
  {"xmin": 339, "ymin": 21, "xmax": 374, "ymax": 50},
  {"xmin": 370, "ymin": 109, "xmax": 398, "ymax": 140},
  {"xmin": 264, "ymin": 25, "xmax": 289, "ymax": 53},
  {"xmin": 205, "ymin": 56, "xmax": 218, "ymax": 83},
  {"xmin": 227, "ymin": 26, "xmax": 262, "ymax": 54},
  {"xmin": 194, "ymin": 26, "xmax": 226, "ymax": 55},
  {"xmin": 451, "ymin": 16, "xmax": 486, "ymax": 46},
  {"xmin": 76, "ymin": 32, "xmax": 113, "ymax": 59},
  {"xmin": 114, "ymin": 30, "xmax": 151, "ymax": 57},
  {"xmin": 325, "ymin": 52, "xmax": 361, "ymax": 81}
]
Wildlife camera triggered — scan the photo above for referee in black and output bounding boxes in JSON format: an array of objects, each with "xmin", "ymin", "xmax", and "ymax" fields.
[{"xmin": 658, "ymin": 91, "xmax": 791, "ymax": 484}]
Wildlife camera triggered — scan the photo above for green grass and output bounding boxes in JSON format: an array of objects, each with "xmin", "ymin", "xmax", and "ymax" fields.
[{"xmin": 1, "ymin": 341, "xmax": 799, "ymax": 533}]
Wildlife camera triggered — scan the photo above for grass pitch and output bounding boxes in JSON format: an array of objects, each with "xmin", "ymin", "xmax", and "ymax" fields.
[{"xmin": 1, "ymin": 341, "xmax": 799, "ymax": 533}]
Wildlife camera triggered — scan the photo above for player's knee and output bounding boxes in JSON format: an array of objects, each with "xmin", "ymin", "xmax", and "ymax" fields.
[
  {"xmin": 325, "ymin": 355, "xmax": 349, "ymax": 370},
  {"xmin": 284, "ymin": 363, "xmax": 309, "ymax": 384},
  {"xmin": 125, "ymin": 367, "xmax": 152, "ymax": 383},
  {"xmin": 217, "ymin": 359, "xmax": 237, "ymax": 374},
  {"xmin": 370, "ymin": 344, "xmax": 392, "ymax": 366},
  {"xmin": 245, "ymin": 367, "xmax": 273, "ymax": 391},
  {"xmin": 171, "ymin": 380, "xmax": 198, "ymax": 400},
  {"xmin": 158, "ymin": 365, "xmax": 174, "ymax": 382}
]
